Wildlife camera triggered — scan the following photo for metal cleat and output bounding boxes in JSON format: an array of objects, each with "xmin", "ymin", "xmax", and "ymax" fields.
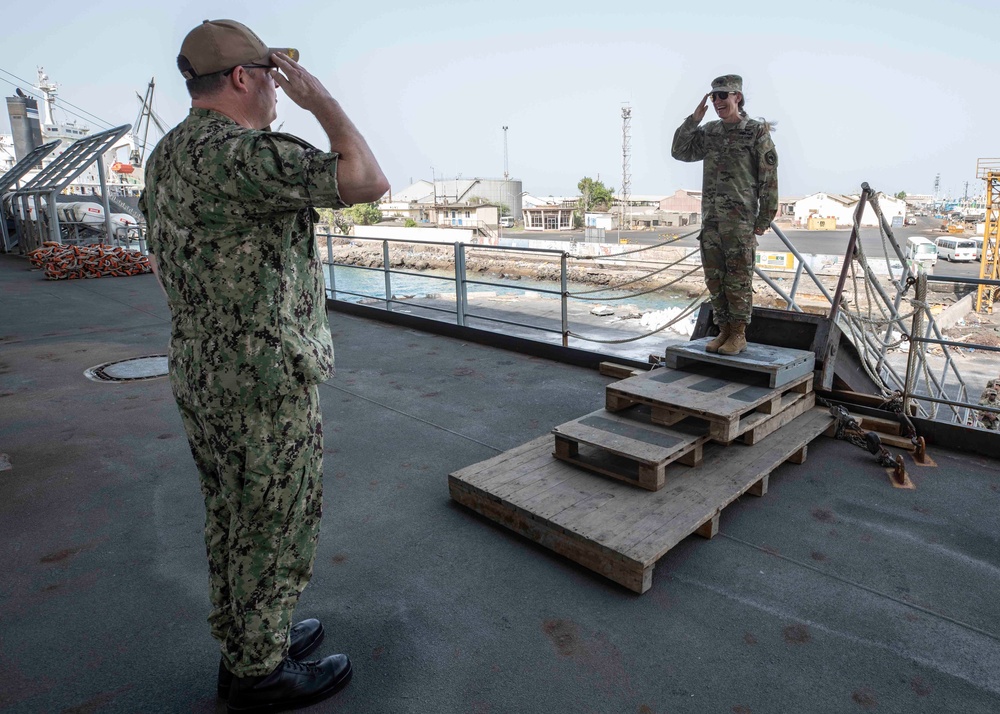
[{"xmin": 892, "ymin": 455, "xmax": 907, "ymax": 485}]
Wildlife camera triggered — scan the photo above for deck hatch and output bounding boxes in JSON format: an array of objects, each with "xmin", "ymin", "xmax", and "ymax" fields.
[{"xmin": 85, "ymin": 355, "xmax": 168, "ymax": 382}]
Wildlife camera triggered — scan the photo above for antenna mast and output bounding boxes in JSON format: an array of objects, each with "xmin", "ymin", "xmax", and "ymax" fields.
[
  {"xmin": 621, "ymin": 104, "xmax": 632, "ymax": 231},
  {"xmin": 502, "ymin": 125, "xmax": 509, "ymax": 180}
]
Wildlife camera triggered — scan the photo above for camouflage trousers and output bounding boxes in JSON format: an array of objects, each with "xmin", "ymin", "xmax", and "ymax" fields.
[
  {"xmin": 175, "ymin": 383, "xmax": 324, "ymax": 677},
  {"xmin": 700, "ymin": 221, "xmax": 755, "ymax": 325}
]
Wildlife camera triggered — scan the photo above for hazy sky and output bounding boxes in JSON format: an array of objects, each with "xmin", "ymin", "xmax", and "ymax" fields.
[{"xmin": 1, "ymin": 0, "xmax": 996, "ymax": 199}]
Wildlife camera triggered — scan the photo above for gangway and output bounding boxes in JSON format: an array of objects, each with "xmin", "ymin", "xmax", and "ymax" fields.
[
  {"xmin": 0, "ymin": 140, "xmax": 60, "ymax": 252},
  {"xmin": 10, "ymin": 125, "xmax": 131, "ymax": 253}
]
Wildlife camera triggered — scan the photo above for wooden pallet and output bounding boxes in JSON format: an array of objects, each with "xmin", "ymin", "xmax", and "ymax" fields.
[
  {"xmin": 663, "ymin": 338, "xmax": 815, "ymax": 388},
  {"xmin": 449, "ymin": 407, "xmax": 834, "ymax": 594},
  {"xmin": 552, "ymin": 406, "xmax": 711, "ymax": 491},
  {"xmin": 606, "ymin": 364, "xmax": 813, "ymax": 444}
]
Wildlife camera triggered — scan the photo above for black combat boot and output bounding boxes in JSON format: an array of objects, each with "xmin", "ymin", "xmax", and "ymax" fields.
[
  {"xmin": 218, "ymin": 619, "xmax": 325, "ymax": 697},
  {"xmin": 227, "ymin": 654, "xmax": 352, "ymax": 713}
]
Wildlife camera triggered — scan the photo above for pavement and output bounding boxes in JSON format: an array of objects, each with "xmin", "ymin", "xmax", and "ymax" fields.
[
  {"xmin": 509, "ymin": 216, "xmax": 986, "ymax": 281},
  {"xmin": 3, "ymin": 252, "xmax": 1000, "ymax": 713}
]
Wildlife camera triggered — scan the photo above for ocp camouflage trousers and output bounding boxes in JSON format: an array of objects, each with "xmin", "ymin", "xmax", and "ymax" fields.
[
  {"xmin": 700, "ymin": 221, "xmax": 755, "ymax": 324},
  {"xmin": 175, "ymin": 383, "xmax": 324, "ymax": 677}
]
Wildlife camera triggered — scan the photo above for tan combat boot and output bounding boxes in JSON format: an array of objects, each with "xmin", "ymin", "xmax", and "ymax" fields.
[
  {"xmin": 705, "ymin": 323, "xmax": 731, "ymax": 353},
  {"xmin": 717, "ymin": 321, "xmax": 747, "ymax": 356}
]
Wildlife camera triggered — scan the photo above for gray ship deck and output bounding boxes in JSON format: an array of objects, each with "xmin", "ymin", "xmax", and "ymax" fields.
[{"xmin": 2, "ymin": 252, "xmax": 1000, "ymax": 713}]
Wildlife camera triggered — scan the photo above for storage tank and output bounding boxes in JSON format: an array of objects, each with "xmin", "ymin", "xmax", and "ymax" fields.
[
  {"xmin": 6, "ymin": 92, "xmax": 44, "ymax": 164},
  {"xmin": 437, "ymin": 178, "xmax": 523, "ymax": 219}
]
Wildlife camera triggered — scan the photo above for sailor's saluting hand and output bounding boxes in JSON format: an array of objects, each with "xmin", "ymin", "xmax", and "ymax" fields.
[
  {"xmin": 693, "ymin": 93, "xmax": 710, "ymax": 122},
  {"xmin": 270, "ymin": 52, "xmax": 335, "ymax": 113}
]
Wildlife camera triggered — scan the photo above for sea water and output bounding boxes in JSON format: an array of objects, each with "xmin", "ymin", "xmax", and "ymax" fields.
[{"xmin": 324, "ymin": 264, "xmax": 690, "ymax": 313}]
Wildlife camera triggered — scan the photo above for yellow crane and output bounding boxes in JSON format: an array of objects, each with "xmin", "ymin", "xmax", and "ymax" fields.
[{"xmin": 976, "ymin": 158, "xmax": 1000, "ymax": 313}]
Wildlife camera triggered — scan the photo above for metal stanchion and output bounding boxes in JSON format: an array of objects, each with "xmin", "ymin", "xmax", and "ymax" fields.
[{"xmin": 903, "ymin": 271, "xmax": 926, "ymax": 417}]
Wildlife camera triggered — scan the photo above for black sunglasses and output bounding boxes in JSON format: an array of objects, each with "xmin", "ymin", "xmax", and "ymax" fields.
[
  {"xmin": 710, "ymin": 91, "xmax": 736, "ymax": 101},
  {"xmin": 223, "ymin": 64, "xmax": 273, "ymax": 77}
]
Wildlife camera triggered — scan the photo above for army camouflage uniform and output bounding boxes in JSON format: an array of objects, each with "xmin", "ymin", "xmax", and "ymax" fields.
[
  {"xmin": 671, "ymin": 91, "xmax": 779, "ymax": 325},
  {"xmin": 976, "ymin": 378, "xmax": 1000, "ymax": 431},
  {"xmin": 139, "ymin": 107, "xmax": 344, "ymax": 677}
]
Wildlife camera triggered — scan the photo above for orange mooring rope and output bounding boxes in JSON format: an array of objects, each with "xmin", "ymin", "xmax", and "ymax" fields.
[{"xmin": 27, "ymin": 242, "xmax": 152, "ymax": 281}]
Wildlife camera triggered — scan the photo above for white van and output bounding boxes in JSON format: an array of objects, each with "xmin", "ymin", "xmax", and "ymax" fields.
[
  {"xmin": 935, "ymin": 238, "xmax": 977, "ymax": 262},
  {"xmin": 904, "ymin": 236, "xmax": 938, "ymax": 267},
  {"xmin": 499, "ymin": 216, "xmax": 514, "ymax": 228}
]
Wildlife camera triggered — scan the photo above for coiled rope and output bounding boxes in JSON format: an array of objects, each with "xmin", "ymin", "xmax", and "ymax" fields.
[{"xmin": 28, "ymin": 242, "xmax": 151, "ymax": 280}]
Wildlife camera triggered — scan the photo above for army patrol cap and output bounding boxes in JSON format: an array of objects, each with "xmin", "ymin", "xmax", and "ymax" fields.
[
  {"xmin": 177, "ymin": 19, "xmax": 299, "ymax": 79},
  {"xmin": 710, "ymin": 75, "xmax": 743, "ymax": 95}
]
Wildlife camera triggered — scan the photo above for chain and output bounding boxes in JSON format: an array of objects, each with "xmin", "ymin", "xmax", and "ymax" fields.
[{"xmin": 825, "ymin": 404, "xmax": 896, "ymax": 467}]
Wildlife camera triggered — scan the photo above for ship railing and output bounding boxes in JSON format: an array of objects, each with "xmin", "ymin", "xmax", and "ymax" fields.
[
  {"xmin": 318, "ymin": 231, "xmax": 574, "ymax": 345},
  {"xmin": 316, "ymin": 229, "xmax": 708, "ymax": 350}
]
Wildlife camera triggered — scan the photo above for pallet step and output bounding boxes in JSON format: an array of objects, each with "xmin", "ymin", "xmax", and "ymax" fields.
[
  {"xmin": 449, "ymin": 407, "xmax": 835, "ymax": 594},
  {"xmin": 606, "ymin": 363, "xmax": 813, "ymax": 443},
  {"xmin": 599, "ymin": 361, "xmax": 645, "ymax": 379},
  {"xmin": 663, "ymin": 338, "xmax": 815, "ymax": 388},
  {"xmin": 552, "ymin": 405, "xmax": 710, "ymax": 491}
]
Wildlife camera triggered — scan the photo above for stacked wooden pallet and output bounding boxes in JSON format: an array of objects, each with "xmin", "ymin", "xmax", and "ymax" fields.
[{"xmin": 449, "ymin": 339, "xmax": 834, "ymax": 593}]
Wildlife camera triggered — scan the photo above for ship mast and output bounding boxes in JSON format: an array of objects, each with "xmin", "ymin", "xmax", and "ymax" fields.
[{"xmin": 36, "ymin": 67, "xmax": 58, "ymax": 128}]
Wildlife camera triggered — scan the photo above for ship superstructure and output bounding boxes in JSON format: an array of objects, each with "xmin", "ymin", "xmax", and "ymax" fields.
[{"xmin": 2, "ymin": 68, "xmax": 143, "ymax": 195}]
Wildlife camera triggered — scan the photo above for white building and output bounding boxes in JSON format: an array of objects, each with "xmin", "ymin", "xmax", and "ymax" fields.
[
  {"xmin": 378, "ymin": 200, "xmax": 499, "ymax": 234},
  {"xmin": 612, "ymin": 194, "xmax": 669, "ymax": 208},
  {"xmin": 793, "ymin": 192, "xmax": 907, "ymax": 228},
  {"xmin": 522, "ymin": 194, "xmax": 578, "ymax": 209},
  {"xmin": 523, "ymin": 204, "xmax": 575, "ymax": 231},
  {"xmin": 384, "ymin": 178, "xmax": 523, "ymax": 219},
  {"xmin": 792, "ymin": 193, "xmax": 855, "ymax": 227}
]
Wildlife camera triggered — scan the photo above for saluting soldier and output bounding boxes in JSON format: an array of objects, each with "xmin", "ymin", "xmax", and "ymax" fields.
[
  {"xmin": 672, "ymin": 74, "xmax": 779, "ymax": 355},
  {"xmin": 140, "ymin": 19, "xmax": 388, "ymax": 713}
]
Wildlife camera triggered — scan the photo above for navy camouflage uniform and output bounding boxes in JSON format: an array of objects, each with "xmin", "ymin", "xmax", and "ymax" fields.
[
  {"xmin": 139, "ymin": 108, "xmax": 344, "ymax": 677},
  {"xmin": 672, "ymin": 97, "xmax": 778, "ymax": 325}
]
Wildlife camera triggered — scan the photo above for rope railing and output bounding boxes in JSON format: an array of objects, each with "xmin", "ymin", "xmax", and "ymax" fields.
[
  {"xmin": 837, "ymin": 185, "xmax": 967, "ymax": 421},
  {"xmin": 568, "ymin": 252, "xmax": 702, "ymax": 300}
]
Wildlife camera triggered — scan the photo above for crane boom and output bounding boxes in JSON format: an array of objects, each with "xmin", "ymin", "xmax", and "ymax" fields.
[{"xmin": 130, "ymin": 78, "xmax": 163, "ymax": 167}]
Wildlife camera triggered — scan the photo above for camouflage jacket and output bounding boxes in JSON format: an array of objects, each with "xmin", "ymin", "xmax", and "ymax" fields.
[
  {"xmin": 140, "ymin": 108, "xmax": 345, "ymax": 409},
  {"xmin": 672, "ymin": 114, "xmax": 778, "ymax": 234}
]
